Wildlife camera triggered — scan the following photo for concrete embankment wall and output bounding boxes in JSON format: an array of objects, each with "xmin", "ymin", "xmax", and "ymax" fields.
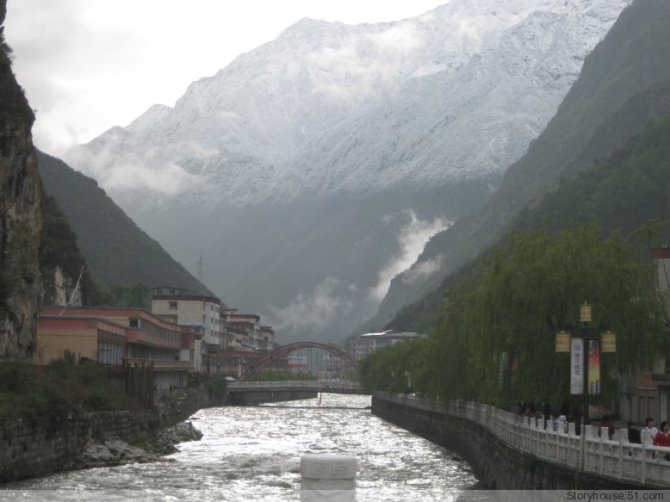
[{"xmin": 372, "ymin": 393, "xmax": 644, "ymax": 490}]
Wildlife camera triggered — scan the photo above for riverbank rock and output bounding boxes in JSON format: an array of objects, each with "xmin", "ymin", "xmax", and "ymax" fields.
[
  {"xmin": 152, "ymin": 421, "xmax": 204, "ymax": 455},
  {"xmin": 77, "ymin": 438, "xmax": 157, "ymax": 469}
]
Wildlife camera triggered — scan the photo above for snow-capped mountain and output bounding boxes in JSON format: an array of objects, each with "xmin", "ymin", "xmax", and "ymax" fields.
[{"xmin": 65, "ymin": 0, "xmax": 632, "ymax": 343}]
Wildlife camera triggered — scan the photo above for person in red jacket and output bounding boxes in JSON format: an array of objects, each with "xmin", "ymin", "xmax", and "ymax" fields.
[
  {"xmin": 599, "ymin": 415, "xmax": 616, "ymax": 440},
  {"xmin": 653, "ymin": 421, "xmax": 670, "ymax": 460}
]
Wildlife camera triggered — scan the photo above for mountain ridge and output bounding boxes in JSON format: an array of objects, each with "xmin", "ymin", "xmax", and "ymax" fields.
[
  {"xmin": 62, "ymin": 0, "xmax": 632, "ymax": 343},
  {"xmin": 375, "ymin": 0, "xmax": 670, "ymax": 333}
]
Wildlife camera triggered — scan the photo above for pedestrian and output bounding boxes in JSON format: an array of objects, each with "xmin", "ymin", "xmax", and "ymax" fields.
[
  {"xmin": 642, "ymin": 417, "xmax": 658, "ymax": 445},
  {"xmin": 553, "ymin": 415, "xmax": 567, "ymax": 433},
  {"xmin": 653, "ymin": 421, "xmax": 670, "ymax": 460},
  {"xmin": 599, "ymin": 414, "xmax": 615, "ymax": 440},
  {"xmin": 627, "ymin": 422, "xmax": 641, "ymax": 444}
]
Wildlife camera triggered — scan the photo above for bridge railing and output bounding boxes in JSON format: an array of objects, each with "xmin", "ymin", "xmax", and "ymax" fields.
[
  {"xmin": 376, "ymin": 392, "xmax": 670, "ymax": 487},
  {"xmin": 228, "ymin": 380, "xmax": 363, "ymax": 391}
]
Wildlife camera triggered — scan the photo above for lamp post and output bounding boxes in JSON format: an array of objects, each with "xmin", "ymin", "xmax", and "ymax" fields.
[
  {"xmin": 555, "ymin": 302, "xmax": 616, "ymax": 430},
  {"xmin": 577, "ymin": 303, "xmax": 596, "ymax": 427}
]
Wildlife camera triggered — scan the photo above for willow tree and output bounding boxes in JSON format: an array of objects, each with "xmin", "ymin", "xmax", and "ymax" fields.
[{"xmin": 434, "ymin": 221, "xmax": 664, "ymax": 408}]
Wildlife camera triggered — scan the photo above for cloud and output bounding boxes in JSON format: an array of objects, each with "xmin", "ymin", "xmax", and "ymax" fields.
[
  {"xmin": 65, "ymin": 140, "xmax": 208, "ymax": 196},
  {"xmin": 369, "ymin": 210, "xmax": 451, "ymax": 301},
  {"xmin": 401, "ymin": 254, "xmax": 446, "ymax": 285},
  {"xmin": 267, "ymin": 277, "xmax": 358, "ymax": 333}
]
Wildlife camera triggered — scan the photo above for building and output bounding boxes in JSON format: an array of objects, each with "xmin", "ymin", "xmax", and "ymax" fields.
[
  {"xmin": 37, "ymin": 306, "xmax": 194, "ymax": 392},
  {"xmin": 151, "ymin": 286, "xmax": 225, "ymax": 372},
  {"xmin": 222, "ymin": 310, "xmax": 275, "ymax": 351},
  {"xmin": 346, "ymin": 330, "xmax": 423, "ymax": 360},
  {"xmin": 260, "ymin": 326, "xmax": 275, "ymax": 351},
  {"xmin": 618, "ymin": 248, "xmax": 670, "ymax": 423},
  {"xmin": 36, "ymin": 316, "xmax": 125, "ymax": 366}
]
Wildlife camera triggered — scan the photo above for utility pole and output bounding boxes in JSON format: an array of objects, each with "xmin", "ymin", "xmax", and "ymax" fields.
[{"xmin": 197, "ymin": 255, "xmax": 204, "ymax": 283}]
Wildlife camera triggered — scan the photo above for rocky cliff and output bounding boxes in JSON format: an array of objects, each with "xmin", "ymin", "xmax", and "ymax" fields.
[{"xmin": 0, "ymin": 0, "xmax": 42, "ymax": 360}]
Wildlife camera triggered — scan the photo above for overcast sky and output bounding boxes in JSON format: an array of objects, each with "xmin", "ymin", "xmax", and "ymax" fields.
[{"xmin": 5, "ymin": 0, "xmax": 448, "ymax": 157}]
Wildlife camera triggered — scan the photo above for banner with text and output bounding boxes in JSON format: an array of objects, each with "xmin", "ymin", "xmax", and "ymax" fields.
[{"xmin": 570, "ymin": 338, "xmax": 583, "ymax": 395}]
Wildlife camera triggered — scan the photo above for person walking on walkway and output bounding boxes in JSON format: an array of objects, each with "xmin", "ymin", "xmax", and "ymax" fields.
[
  {"xmin": 642, "ymin": 417, "xmax": 658, "ymax": 446},
  {"xmin": 653, "ymin": 421, "xmax": 670, "ymax": 460},
  {"xmin": 627, "ymin": 422, "xmax": 641, "ymax": 443}
]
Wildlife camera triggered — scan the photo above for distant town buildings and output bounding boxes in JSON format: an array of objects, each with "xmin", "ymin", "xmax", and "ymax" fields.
[
  {"xmin": 221, "ymin": 309, "xmax": 276, "ymax": 352},
  {"xmin": 346, "ymin": 330, "xmax": 423, "ymax": 360},
  {"xmin": 35, "ymin": 285, "xmax": 278, "ymax": 388}
]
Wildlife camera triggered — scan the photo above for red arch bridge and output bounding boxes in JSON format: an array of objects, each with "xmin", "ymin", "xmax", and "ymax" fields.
[
  {"xmin": 227, "ymin": 342, "xmax": 367, "ymax": 398},
  {"xmin": 241, "ymin": 341, "xmax": 359, "ymax": 380}
]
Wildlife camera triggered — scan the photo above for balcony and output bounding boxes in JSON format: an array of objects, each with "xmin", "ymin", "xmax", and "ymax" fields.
[
  {"xmin": 125, "ymin": 357, "xmax": 192, "ymax": 370},
  {"xmin": 126, "ymin": 328, "xmax": 181, "ymax": 350}
]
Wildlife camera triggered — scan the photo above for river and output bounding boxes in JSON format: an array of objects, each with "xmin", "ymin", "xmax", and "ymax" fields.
[{"xmin": 3, "ymin": 393, "xmax": 477, "ymax": 501}]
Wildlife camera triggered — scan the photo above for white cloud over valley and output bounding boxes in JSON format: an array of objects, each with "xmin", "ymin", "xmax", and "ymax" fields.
[{"xmin": 369, "ymin": 210, "xmax": 451, "ymax": 301}]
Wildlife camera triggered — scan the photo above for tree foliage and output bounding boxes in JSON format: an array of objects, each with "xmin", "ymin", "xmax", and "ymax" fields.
[
  {"xmin": 39, "ymin": 191, "xmax": 100, "ymax": 305},
  {"xmin": 95, "ymin": 282, "xmax": 152, "ymax": 309},
  {"xmin": 360, "ymin": 222, "xmax": 665, "ymax": 411}
]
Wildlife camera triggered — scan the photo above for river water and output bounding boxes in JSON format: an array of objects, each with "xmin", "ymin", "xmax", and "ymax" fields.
[{"xmin": 4, "ymin": 393, "xmax": 477, "ymax": 501}]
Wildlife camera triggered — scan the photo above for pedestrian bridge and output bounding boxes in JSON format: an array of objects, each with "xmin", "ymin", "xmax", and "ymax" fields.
[
  {"xmin": 227, "ymin": 380, "xmax": 367, "ymax": 395},
  {"xmin": 226, "ymin": 380, "xmax": 368, "ymax": 405},
  {"xmin": 240, "ymin": 341, "xmax": 359, "ymax": 381}
]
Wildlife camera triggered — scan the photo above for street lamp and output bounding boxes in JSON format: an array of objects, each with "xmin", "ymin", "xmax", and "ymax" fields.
[{"xmin": 555, "ymin": 302, "xmax": 616, "ymax": 429}]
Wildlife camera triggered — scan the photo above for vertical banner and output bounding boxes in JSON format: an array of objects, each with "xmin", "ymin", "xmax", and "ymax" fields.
[
  {"xmin": 588, "ymin": 339, "xmax": 601, "ymax": 395},
  {"xmin": 570, "ymin": 338, "xmax": 583, "ymax": 395}
]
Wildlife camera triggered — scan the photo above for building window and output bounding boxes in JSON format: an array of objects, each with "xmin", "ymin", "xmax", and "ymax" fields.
[
  {"xmin": 169, "ymin": 301, "xmax": 178, "ymax": 310},
  {"xmin": 129, "ymin": 318, "xmax": 140, "ymax": 328}
]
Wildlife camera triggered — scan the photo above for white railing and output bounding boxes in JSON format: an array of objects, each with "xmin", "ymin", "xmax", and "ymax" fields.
[{"xmin": 377, "ymin": 393, "xmax": 670, "ymax": 487}]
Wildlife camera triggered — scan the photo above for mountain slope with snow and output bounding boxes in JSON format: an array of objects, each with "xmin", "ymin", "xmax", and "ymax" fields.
[{"xmin": 64, "ymin": 0, "xmax": 632, "ymax": 343}]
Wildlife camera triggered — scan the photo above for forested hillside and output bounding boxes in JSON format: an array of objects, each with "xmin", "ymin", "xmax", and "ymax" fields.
[
  {"xmin": 516, "ymin": 114, "xmax": 670, "ymax": 236},
  {"xmin": 37, "ymin": 152, "xmax": 210, "ymax": 294},
  {"xmin": 39, "ymin": 192, "xmax": 99, "ymax": 305},
  {"xmin": 375, "ymin": 0, "xmax": 670, "ymax": 330},
  {"xmin": 362, "ymin": 222, "xmax": 664, "ymax": 407},
  {"xmin": 389, "ymin": 113, "xmax": 670, "ymax": 335}
]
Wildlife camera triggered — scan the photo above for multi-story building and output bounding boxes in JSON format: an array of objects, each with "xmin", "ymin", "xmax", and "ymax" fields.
[
  {"xmin": 36, "ymin": 306, "xmax": 194, "ymax": 392},
  {"xmin": 260, "ymin": 325, "xmax": 276, "ymax": 351},
  {"xmin": 151, "ymin": 286, "xmax": 225, "ymax": 372},
  {"xmin": 346, "ymin": 330, "xmax": 423, "ymax": 361},
  {"xmin": 222, "ymin": 309, "xmax": 263, "ymax": 350}
]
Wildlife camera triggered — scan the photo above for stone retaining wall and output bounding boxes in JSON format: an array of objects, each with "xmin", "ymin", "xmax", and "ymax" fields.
[
  {"xmin": 0, "ymin": 379, "xmax": 230, "ymax": 483},
  {"xmin": 0, "ymin": 409, "xmax": 158, "ymax": 482}
]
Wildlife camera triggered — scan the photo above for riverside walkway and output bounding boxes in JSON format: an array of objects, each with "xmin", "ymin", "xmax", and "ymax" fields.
[{"xmin": 377, "ymin": 392, "xmax": 670, "ymax": 487}]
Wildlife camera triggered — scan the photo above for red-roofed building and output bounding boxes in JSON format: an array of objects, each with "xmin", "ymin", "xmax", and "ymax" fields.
[{"xmin": 37, "ymin": 306, "xmax": 194, "ymax": 392}]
